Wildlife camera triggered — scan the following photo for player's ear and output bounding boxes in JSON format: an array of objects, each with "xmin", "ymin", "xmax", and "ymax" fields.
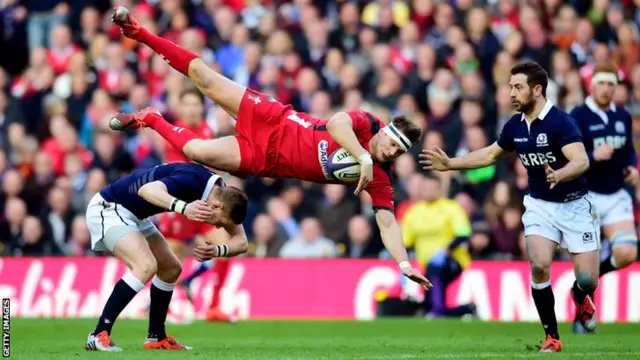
[{"xmin": 211, "ymin": 200, "xmax": 223, "ymax": 209}]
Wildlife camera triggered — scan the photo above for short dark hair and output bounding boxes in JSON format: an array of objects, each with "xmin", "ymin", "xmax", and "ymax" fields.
[
  {"xmin": 392, "ymin": 115, "xmax": 422, "ymax": 147},
  {"xmin": 180, "ymin": 87, "xmax": 205, "ymax": 105},
  {"xmin": 510, "ymin": 61, "xmax": 549, "ymax": 97},
  {"xmin": 221, "ymin": 186, "xmax": 248, "ymax": 225}
]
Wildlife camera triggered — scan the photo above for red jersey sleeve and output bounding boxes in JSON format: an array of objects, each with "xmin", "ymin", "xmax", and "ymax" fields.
[
  {"xmin": 366, "ymin": 163, "xmax": 395, "ymax": 212},
  {"xmin": 344, "ymin": 110, "xmax": 373, "ymax": 134}
]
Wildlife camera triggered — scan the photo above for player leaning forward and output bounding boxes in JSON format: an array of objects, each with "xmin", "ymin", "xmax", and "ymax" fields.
[
  {"xmin": 85, "ymin": 162, "xmax": 249, "ymax": 351},
  {"xmin": 109, "ymin": 7, "xmax": 433, "ymax": 290},
  {"xmin": 570, "ymin": 63, "xmax": 639, "ymax": 334},
  {"xmin": 423, "ymin": 62, "xmax": 599, "ymax": 352}
]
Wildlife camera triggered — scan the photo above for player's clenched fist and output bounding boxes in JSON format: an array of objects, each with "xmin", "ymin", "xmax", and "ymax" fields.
[
  {"xmin": 184, "ymin": 200, "xmax": 214, "ymax": 222},
  {"xmin": 593, "ymin": 143, "xmax": 614, "ymax": 161},
  {"xmin": 419, "ymin": 147, "xmax": 451, "ymax": 171}
]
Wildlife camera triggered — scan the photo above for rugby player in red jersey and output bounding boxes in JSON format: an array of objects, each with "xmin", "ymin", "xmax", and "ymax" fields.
[{"xmin": 110, "ymin": 7, "xmax": 432, "ymax": 290}]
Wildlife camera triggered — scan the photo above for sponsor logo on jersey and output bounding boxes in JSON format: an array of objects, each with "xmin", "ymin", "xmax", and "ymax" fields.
[
  {"xmin": 514, "ymin": 137, "xmax": 528, "ymax": 143},
  {"xmin": 536, "ymin": 133, "xmax": 548, "ymax": 147},
  {"xmin": 518, "ymin": 152, "xmax": 557, "ymax": 167},
  {"xmin": 589, "ymin": 124, "xmax": 605, "ymax": 131},
  {"xmin": 318, "ymin": 140, "xmax": 331, "ymax": 180}
]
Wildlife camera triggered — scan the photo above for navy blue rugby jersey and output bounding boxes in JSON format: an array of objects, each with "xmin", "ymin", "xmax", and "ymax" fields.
[
  {"xmin": 571, "ymin": 97, "xmax": 637, "ymax": 194},
  {"xmin": 497, "ymin": 100, "xmax": 588, "ymax": 203},
  {"xmin": 100, "ymin": 163, "xmax": 223, "ymax": 219}
]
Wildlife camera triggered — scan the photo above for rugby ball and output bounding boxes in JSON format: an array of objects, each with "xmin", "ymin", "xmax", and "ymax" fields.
[{"xmin": 327, "ymin": 148, "xmax": 361, "ymax": 183}]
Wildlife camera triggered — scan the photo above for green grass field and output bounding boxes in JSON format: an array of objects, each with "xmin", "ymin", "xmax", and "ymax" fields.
[{"xmin": 8, "ymin": 319, "xmax": 640, "ymax": 359}]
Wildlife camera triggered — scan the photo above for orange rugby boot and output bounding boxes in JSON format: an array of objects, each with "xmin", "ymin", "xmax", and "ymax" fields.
[
  {"xmin": 539, "ymin": 335, "xmax": 563, "ymax": 353},
  {"xmin": 572, "ymin": 292, "xmax": 597, "ymax": 332},
  {"xmin": 143, "ymin": 336, "xmax": 193, "ymax": 350},
  {"xmin": 111, "ymin": 7, "xmax": 142, "ymax": 40},
  {"xmin": 85, "ymin": 331, "xmax": 123, "ymax": 352},
  {"xmin": 205, "ymin": 307, "xmax": 236, "ymax": 323},
  {"xmin": 109, "ymin": 107, "xmax": 161, "ymax": 131}
]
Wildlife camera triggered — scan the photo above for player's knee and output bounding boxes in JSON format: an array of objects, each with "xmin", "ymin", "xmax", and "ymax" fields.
[
  {"xmin": 157, "ymin": 257, "xmax": 182, "ymax": 283},
  {"xmin": 131, "ymin": 257, "xmax": 158, "ymax": 283},
  {"xmin": 612, "ymin": 244, "xmax": 638, "ymax": 268},
  {"xmin": 182, "ymin": 139, "xmax": 204, "ymax": 162},
  {"xmin": 576, "ymin": 272, "xmax": 598, "ymax": 293},
  {"xmin": 530, "ymin": 261, "xmax": 551, "ymax": 282}
]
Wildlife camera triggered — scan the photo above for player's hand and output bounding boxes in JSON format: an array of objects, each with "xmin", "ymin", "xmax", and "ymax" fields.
[
  {"xmin": 355, "ymin": 162, "xmax": 373, "ymax": 196},
  {"xmin": 593, "ymin": 143, "xmax": 614, "ymax": 161},
  {"xmin": 192, "ymin": 243, "xmax": 215, "ymax": 262},
  {"xmin": 184, "ymin": 200, "xmax": 214, "ymax": 222},
  {"xmin": 624, "ymin": 166, "xmax": 640, "ymax": 186},
  {"xmin": 419, "ymin": 147, "xmax": 451, "ymax": 171},
  {"xmin": 543, "ymin": 162, "xmax": 559, "ymax": 189},
  {"xmin": 401, "ymin": 267, "xmax": 434, "ymax": 291}
]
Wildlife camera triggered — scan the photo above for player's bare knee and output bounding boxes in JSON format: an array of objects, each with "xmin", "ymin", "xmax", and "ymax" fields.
[
  {"xmin": 157, "ymin": 257, "xmax": 182, "ymax": 283},
  {"xmin": 576, "ymin": 271, "xmax": 598, "ymax": 293},
  {"xmin": 132, "ymin": 257, "xmax": 158, "ymax": 283},
  {"xmin": 612, "ymin": 245, "xmax": 637, "ymax": 268},
  {"xmin": 182, "ymin": 139, "xmax": 205, "ymax": 162},
  {"xmin": 530, "ymin": 261, "xmax": 551, "ymax": 283}
]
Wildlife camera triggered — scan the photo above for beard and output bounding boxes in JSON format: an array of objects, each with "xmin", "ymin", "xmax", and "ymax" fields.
[{"xmin": 513, "ymin": 93, "xmax": 535, "ymax": 115}]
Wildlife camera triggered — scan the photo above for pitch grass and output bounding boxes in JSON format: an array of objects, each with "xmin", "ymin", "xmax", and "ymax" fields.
[{"xmin": 9, "ymin": 318, "xmax": 640, "ymax": 359}]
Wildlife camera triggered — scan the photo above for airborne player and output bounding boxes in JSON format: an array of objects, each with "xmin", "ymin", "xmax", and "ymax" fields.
[{"xmin": 109, "ymin": 6, "xmax": 432, "ymax": 291}]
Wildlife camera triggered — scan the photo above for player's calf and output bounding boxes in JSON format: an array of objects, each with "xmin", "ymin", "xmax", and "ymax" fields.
[{"xmin": 571, "ymin": 254, "xmax": 599, "ymax": 332}]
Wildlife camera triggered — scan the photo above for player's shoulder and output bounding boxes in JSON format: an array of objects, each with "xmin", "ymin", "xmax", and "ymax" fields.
[{"xmin": 502, "ymin": 113, "xmax": 522, "ymax": 132}]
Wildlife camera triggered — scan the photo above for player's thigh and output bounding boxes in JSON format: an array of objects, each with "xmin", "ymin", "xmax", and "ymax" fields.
[
  {"xmin": 112, "ymin": 230, "xmax": 157, "ymax": 276},
  {"xmin": 184, "ymin": 136, "xmax": 242, "ymax": 173},
  {"xmin": 522, "ymin": 200, "xmax": 561, "ymax": 267},
  {"xmin": 189, "ymin": 58, "xmax": 246, "ymax": 118},
  {"xmin": 603, "ymin": 221, "xmax": 638, "ymax": 265},
  {"xmin": 146, "ymin": 230, "xmax": 182, "ymax": 280},
  {"xmin": 557, "ymin": 196, "xmax": 600, "ymax": 255}
]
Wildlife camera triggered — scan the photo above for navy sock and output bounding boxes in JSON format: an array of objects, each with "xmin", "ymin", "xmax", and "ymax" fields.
[
  {"xmin": 94, "ymin": 274, "xmax": 144, "ymax": 335},
  {"xmin": 181, "ymin": 260, "xmax": 213, "ymax": 286},
  {"xmin": 148, "ymin": 277, "xmax": 175, "ymax": 340},
  {"xmin": 599, "ymin": 255, "xmax": 617, "ymax": 277},
  {"xmin": 531, "ymin": 283, "xmax": 559, "ymax": 340}
]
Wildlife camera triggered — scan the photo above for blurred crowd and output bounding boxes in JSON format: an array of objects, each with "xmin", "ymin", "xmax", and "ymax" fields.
[{"xmin": 1, "ymin": 0, "xmax": 640, "ymax": 263}]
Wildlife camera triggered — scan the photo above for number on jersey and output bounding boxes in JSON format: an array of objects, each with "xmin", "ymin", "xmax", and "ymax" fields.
[{"xmin": 287, "ymin": 112, "xmax": 312, "ymax": 128}]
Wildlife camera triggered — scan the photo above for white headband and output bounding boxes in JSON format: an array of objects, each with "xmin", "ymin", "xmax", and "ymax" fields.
[
  {"xmin": 382, "ymin": 122, "xmax": 412, "ymax": 152},
  {"xmin": 592, "ymin": 72, "xmax": 618, "ymax": 85}
]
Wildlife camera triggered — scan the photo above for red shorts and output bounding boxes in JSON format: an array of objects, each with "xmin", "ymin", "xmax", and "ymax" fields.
[{"xmin": 234, "ymin": 89, "xmax": 291, "ymax": 178}]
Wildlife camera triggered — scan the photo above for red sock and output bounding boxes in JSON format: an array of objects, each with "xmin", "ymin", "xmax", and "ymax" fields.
[
  {"xmin": 138, "ymin": 28, "xmax": 198, "ymax": 76},
  {"xmin": 210, "ymin": 260, "xmax": 230, "ymax": 309},
  {"xmin": 144, "ymin": 113, "xmax": 200, "ymax": 152}
]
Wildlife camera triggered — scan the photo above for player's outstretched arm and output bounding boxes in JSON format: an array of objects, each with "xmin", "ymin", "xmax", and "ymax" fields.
[
  {"xmin": 375, "ymin": 209, "xmax": 433, "ymax": 290},
  {"xmin": 420, "ymin": 142, "xmax": 505, "ymax": 171},
  {"xmin": 192, "ymin": 225, "xmax": 249, "ymax": 261},
  {"xmin": 326, "ymin": 112, "xmax": 374, "ymax": 195},
  {"xmin": 546, "ymin": 142, "xmax": 589, "ymax": 186},
  {"xmin": 138, "ymin": 181, "xmax": 213, "ymax": 222}
]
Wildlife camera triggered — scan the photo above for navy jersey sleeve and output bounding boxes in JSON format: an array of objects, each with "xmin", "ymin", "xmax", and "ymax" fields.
[
  {"xmin": 496, "ymin": 121, "xmax": 514, "ymax": 152},
  {"xmin": 558, "ymin": 113, "xmax": 583, "ymax": 148},
  {"xmin": 159, "ymin": 173, "xmax": 193, "ymax": 199}
]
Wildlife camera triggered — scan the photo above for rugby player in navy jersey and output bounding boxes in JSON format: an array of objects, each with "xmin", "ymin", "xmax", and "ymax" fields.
[
  {"xmin": 570, "ymin": 62, "xmax": 639, "ymax": 334},
  {"xmin": 421, "ymin": 62, "xmax": 599, "ymax": 352},
  {"xmin": 84, "ymin": 162, "xmax": 248, "ymax": 351}
]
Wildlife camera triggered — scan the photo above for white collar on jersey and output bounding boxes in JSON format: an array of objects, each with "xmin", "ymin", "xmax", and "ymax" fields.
[
  {"xmin": 520, "ymin": 99, "xmax": 554, "ymax": 122},
  {"xmin": 201, "ymin": 174, "xmax": 224, "ymax": 201},
  {"xmin": 585, "ymin": 96, "xmax": 616, "ymax": 125}
]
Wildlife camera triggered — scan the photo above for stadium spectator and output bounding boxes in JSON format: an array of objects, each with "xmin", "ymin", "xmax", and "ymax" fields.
[{"xmin": 280, "ymin": 217, "xmax": 337, "ymax": 258}]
